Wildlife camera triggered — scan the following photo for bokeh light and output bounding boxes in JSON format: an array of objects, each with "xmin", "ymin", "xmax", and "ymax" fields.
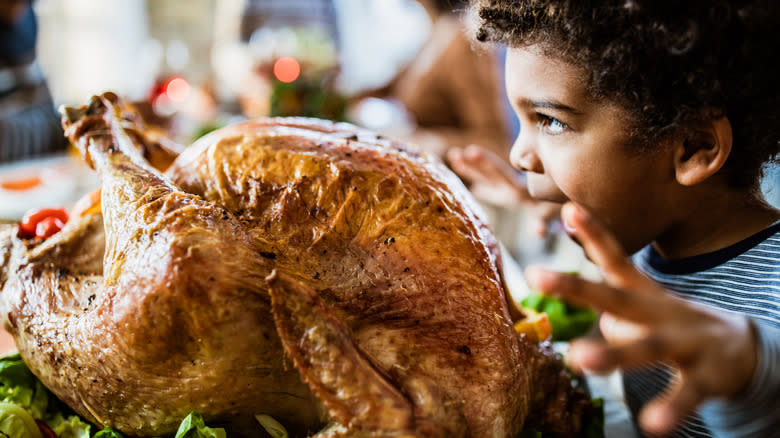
[
  {"xmin": 165, "ymin": 77, "xmax": 191, "ymax": 102},
  {"xmin": 273, "ymin": 57, "xmax": 301, "ymax": 83}
]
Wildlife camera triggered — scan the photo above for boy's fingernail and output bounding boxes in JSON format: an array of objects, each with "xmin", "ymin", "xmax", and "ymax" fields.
[
  {"xmin": 561, "ymin": 204, "xmax": 575, "ymax": 230},
  {"xmin": 562, "ymin": 203, "xmax": 584, "ymax": 233},
  {"xmin": 563, "ymin": 218, "xmax": 576, "ymax": 234}
]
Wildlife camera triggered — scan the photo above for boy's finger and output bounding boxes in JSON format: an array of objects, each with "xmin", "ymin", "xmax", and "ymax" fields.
[
  {"xmin": 561, "ymin": 203, "xmax": 657, "ymax": 292},
  {"xmin": 463, "ymin": 144, "xmax": 524, "ymax": 185},
  {"xmin": 447, "ymin": 148, "xmax": 482, "ymax": 182},
  {"xmin": 450, "ymin": 148, "xmax": 502, "ymax": 184},
  {"xmin": 599, "ymin": 312, "xmax": 647, "ymax": 343},
  {"xmin": 569, "ymin": 334, "xmax": 672, "ymax": 373},
  {"xmin": 446, "ymin": 147, "xmax": 463, "ymax": 163},
  {"xmin": 565, "ymin": 339, "xmax": 616, "ymax": 374},
  {"xmin": 640, "ymin": 376, "xmax": 703, "ymax": 436},
  {"xmin": 524, "ymin": 267, "xmax": 664, "ymax": 323}
]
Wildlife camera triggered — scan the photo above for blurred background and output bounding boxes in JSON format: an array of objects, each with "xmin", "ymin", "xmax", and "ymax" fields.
[
  {"xmin": 35, "ymin": 0, "xmax": 434, "ymax": 141},
  {"xmin": 4, "ymin": 0, "xmax": 778, "ymax": 288},
  {"xmin": 6, "ymin": 0, "xmax": 567, "ymax": 265}
]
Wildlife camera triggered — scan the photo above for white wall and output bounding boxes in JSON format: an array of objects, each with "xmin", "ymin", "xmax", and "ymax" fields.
[
  {"xmin": 334, "ymin": 0, "xmax": 430, "ymax": 94},
  {"xmin": 35, "ymin": 0, "xmax": 158, "ymax": 106}
]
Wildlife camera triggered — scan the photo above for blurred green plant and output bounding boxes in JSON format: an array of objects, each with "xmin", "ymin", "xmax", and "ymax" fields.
[{"xmin": 270, "ymin": 73, "xmax": 347, "ymax": 121}]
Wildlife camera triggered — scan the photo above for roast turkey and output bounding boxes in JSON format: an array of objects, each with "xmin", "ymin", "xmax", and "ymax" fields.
[{"xmin": 0, "ymin": 93, "xmax": 589, "ymax": 437}]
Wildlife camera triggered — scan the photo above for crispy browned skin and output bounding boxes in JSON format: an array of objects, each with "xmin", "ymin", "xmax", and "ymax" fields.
[{"xmin": 0, "ymin": 93, "xmax": 589, "ymax": 437}]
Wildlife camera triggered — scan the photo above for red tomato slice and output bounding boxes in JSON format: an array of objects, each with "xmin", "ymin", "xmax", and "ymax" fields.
[{"xmin": 19, "ymin": 207, "xmax": 69, "ymax": 237}]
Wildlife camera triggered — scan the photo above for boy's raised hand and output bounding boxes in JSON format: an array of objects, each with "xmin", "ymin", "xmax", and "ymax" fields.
[
  {"xmin": 524, "ymin": 202, "xmax": 758, "ymax": 436},
  {"xmin": 448, "ymin": 144, "xmax": 530, "ymax": 206},
  {"xmin": 447, "ymin": 144, "xmax": 560, "ymax": 237}
]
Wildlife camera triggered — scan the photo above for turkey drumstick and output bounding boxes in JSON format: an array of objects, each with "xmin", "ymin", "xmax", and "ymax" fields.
[{"xmin": 4, "ymin": 94, "xmax": 321, "ymax": 436}]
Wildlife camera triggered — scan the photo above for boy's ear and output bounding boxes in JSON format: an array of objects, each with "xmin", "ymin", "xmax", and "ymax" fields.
[{"xmin": 673, "ymin": 116, "xmax": 732, "ymax": 186}]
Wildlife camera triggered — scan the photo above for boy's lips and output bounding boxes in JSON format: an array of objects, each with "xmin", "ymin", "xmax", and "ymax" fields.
[{"xmin": 526, "ymin": 175, "xmax": 568, "ymax": 203}]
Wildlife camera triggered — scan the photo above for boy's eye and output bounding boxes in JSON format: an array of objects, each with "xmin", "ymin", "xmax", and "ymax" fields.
[{"xmin": 537, "ymin": 114, "xmax": 568, "ymax": 135}]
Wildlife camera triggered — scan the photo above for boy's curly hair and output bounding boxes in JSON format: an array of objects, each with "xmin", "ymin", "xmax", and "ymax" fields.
[{"xmin": 471, "ymin": 0, "xmax": 780, "ymax": 190}]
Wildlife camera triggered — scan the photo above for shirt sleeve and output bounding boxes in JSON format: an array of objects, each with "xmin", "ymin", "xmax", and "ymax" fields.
[{"xmin": 699, "ymin": 319, "xmax": 780, "ymax": 437}]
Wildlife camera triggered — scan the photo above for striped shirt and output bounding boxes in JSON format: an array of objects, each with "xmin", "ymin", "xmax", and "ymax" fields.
[{"xmin": 628, "ymin": 221, "xmax": 780, "ymax": 437}]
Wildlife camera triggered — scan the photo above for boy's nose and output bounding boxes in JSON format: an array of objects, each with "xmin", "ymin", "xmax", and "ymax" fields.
[{"xmin": 509, "ymin": 135, "xmax": 543, "ymax": 174}]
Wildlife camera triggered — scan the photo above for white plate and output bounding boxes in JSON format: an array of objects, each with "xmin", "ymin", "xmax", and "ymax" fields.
[{"xmin": 0, "ymin": 154, "xmax": 99, "ymax": 221}]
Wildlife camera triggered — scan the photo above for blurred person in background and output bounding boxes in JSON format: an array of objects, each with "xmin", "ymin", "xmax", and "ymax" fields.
[
  {"xmin": 360, "ymin": 0, "xmax": 511, "ymax": 161},
  {"xmin": 0, "ymin": 0, "xmax": 65, "ymax": 353},
  {"xmin": 0, "ymin": 0, "xmax": 65, "ymax": 163}
]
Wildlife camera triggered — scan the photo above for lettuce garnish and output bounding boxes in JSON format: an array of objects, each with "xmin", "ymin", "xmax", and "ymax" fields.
[
  {"xmin": 0, "ymin": 353, "xmax": 226, "ymax": 438},
  {"xmin": 173, "ymin": 412, "xmax": 225, "ymax": 438}
]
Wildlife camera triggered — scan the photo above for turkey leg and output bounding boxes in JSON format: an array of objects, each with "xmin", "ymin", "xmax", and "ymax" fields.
[{"xmin": 2, "ymin": 93, "xmax": 319, "ymax": 437}]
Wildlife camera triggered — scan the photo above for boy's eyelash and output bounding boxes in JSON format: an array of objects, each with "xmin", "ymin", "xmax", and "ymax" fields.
[{"xmin": 536, "ymin": 114, "xmax": 568, "ymax": 134}]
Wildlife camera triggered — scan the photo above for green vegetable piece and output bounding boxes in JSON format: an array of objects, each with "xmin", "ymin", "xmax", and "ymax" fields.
[
  {"xmin": 93, "ymin": 426, "xmax": 124, "ymax": 438},
  {"xmin": 520, "ymin": 292, "xmax": 545, "ymax": 311},
  {"xmin": 521, "ymin": 292, "xmax": 597, "ymax": 341},
  {"xmin": 174, "ymin": 412, "xmax": 226, "ymax": 438},
  {"xmin": 255, "ymin": 414, "xmax": 288, "ymax": 438},
  {"xmin": 45, "ymin": 412, "xmax": 91, "ymax": 438},
  {"xmin": 0, "ymin": 354, "xmax": 49, "ymax": 420},
  {"xmin": 0, "ymin": 402, "xmax": 43, "ymax": 438}
]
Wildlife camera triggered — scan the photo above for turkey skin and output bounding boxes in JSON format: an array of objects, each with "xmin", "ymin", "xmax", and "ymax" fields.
[{"xmin": 0, "ymin": 93, "xmax": 589, "ymax": 437}]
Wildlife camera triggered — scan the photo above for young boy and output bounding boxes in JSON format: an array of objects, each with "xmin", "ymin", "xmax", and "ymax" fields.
[{"xmin": 467, "ymin": 1, "xmax": 780, "ymax": 437}]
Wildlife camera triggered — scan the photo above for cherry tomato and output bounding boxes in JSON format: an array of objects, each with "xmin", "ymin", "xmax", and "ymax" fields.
[
  {"xmin": 35, "ymin": 216, "xmax": 65, "ymax": 239},
  {"xmin": 18, "ymin": 207, "xmax": 69, "ymax": 238}
]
